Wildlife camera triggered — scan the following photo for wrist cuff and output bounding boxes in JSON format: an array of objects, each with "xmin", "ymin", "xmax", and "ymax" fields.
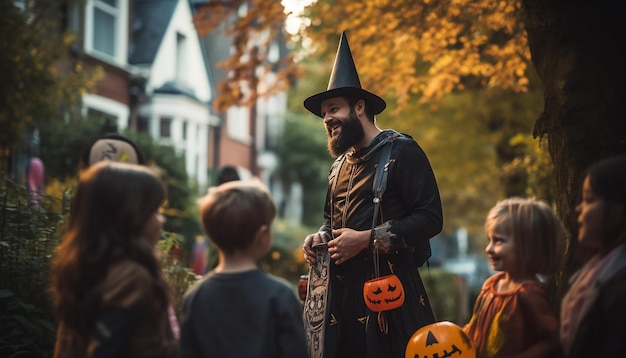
[{"xmin": 370, "ymin": 221, "xmax": 403, "ymax": 253}]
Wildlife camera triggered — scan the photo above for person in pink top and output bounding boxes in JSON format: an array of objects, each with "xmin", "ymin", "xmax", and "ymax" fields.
[
  {"xmin": 463, "ymin": 197, "xmax": 565, "ymax": 358},
  {"xmin": 560, "ymin": 155, "xmax": 626, "ymax": 357}
]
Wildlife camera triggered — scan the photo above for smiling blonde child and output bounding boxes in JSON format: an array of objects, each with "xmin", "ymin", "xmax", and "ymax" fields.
[{"xmin": 463, "ymin": 197, "xmax": 565, "ymax": 358}]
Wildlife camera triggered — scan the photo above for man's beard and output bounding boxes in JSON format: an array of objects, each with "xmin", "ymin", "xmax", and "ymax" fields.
[{"xmin": 327, "ymin": 109, "xmax": 365, "ymax": 158}]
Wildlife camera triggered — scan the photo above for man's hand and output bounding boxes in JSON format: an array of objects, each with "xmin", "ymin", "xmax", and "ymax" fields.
[
  {"xmin": 328, "ymin": 228, "xmax": 370, "ymax": 265},
  {"xmin": 303, "ymin": 232, "xmax": 329, "ymax": 265}
]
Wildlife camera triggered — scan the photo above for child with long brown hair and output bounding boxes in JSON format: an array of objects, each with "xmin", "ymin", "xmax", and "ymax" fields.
[
  {"xmin": 50, "ymin": 161, "xmax": 177, "ymax": 358},
  {"xmin": 560, "ymin": 155, "xmax": 626, "ymax": 357}
]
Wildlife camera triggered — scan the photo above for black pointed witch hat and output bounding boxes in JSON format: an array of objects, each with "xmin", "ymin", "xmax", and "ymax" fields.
[{"xmin": 304, "ymin": 31, "xmax": 386, "ymax": 118}]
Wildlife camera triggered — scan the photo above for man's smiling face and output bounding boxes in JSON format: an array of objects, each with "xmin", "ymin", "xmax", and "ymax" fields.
[{"xmin": 321, "ymin": 97, "xmax": 365, "ymax": 158}]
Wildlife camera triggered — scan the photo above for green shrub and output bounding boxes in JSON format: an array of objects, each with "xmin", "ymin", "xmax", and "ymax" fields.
[
  {"xmin": 0, "ymin": 174, "xmax": 197, "ymax": 357},
  {"xmin": 157, "ymin": 231, "xmax": 200, "ymax": 319},
  {"xmin": 0, "ymin": 174, "xmax": 66, "ymax": 358},
  {"xmin": 0, "ymin": 289, "xmax": 56, "ymax": 358}
]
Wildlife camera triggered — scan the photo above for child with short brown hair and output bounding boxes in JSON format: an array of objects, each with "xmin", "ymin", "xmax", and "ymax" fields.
[
  {"xmin": 464, "ymin": 197, "xmax": 565, "ymax": 358},
  {"xmin": 179, "ymin": 180, "xmax": 307, "ymax": 358}
]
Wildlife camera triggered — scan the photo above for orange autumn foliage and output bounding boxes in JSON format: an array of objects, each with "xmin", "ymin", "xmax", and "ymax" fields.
[
  {"xmin": 193, "ymin": 0, "xmax": 530, "ymax": 113},
  {"xmin": 193, "ymin": 0, "xmax": 298, "ymax": 112},
  {"xmin": 303, "ymin": 0, "xmax": 530, "ymax": 113}
]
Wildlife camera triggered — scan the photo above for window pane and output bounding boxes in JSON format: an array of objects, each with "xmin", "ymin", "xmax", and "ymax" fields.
[
  {"xmin": 98, "ymin": 0, "xmax": 117, "ymax": 8},
  {"xmin": 160, "ymin": 118, "xmax": 172, "ymax": 138},
  {"xmin": 93, "ymin": 8, "xmax": 115, "ymax": 56},
  {"xmin": 87, "ymin": 108, "xmax": 116, "ymax": 123},
  {"xmin": 137, "ymin": 116, "xmax": 150, "ymax": 133},
  {"xmin": 13, "ymin": 0, "xmax": 26, "ymax": 11},
  {"xmin": 87, "ymin": 108, "xmax": 117, "ymax": 131}
]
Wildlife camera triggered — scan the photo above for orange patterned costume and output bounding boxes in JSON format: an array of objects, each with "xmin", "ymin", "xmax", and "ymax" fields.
[{"xmin": 463, "ymin": 272, "xmax": 561, "ymax": 358}]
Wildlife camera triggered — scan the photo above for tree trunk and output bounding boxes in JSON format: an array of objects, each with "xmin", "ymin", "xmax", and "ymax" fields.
[{"xmin": 522, "ymin": 0, "xmax": 626, "ymax": 295}]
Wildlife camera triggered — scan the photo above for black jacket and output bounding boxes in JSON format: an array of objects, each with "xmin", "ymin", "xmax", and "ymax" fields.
[
  {"xmin": 320, "ymin": 129, "xmax": 443, "ymax": 253},
  {"xmin": 316, "ymin": 130, "xmax": 443, "ymax": 358}
]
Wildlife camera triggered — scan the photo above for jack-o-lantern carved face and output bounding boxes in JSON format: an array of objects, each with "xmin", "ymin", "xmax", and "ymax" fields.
[
  {"xmin": 405, "ymin": 321, "xmax": 476, "ymax": 358},
  {"xmin": 305, "ymin": 285, "xmax": 327, "ymax": 330},
  {"xmin": 363, "ymin": 274, "xmax": 405, "ymax": 312}
]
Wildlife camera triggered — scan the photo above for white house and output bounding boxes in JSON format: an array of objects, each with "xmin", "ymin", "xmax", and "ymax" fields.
[
  {"xmin": 65, "ymin": 0, "xmax": 217, "ymax": 192},
  {"xmin": 129, "ymin": 0, "xmax": 218, "ymax": 191}
]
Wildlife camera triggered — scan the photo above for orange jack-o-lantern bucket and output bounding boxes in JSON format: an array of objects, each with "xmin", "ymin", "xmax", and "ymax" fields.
[
  {"xmin": 363, "ymin": 274, "xmax": 405, "ymax": 312},
  {"xmin": 405, "ymin": 321, "xmax": 476, "ymax": 358}
]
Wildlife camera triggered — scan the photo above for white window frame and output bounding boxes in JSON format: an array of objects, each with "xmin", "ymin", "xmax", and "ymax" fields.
[
  {"xmin": 226, "ymin": 106, "xmax": 251, "ymax": 144},
  {"xmin": 13, "ymin": 0, "xmax": 25, "ymax": 11},
  {"xmin": 84, "ymin": 0, "xmax": 128, "ymax": 67},
  {"xmin": 82, "ymin": 93, "xmax": 129, "ymax": 130},
  {"xmin": 176, "ymin": 32, "xmax": 188, "ymax": 84}
]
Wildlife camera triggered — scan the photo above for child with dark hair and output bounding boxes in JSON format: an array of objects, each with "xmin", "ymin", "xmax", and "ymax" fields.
[
  {"xmin": 81, "ymin": 133, "xmax": 146, "ymax": 169},
  {"xmin": 464, "ymin": 197, "xmax": 565, "ymax": 358},
  {"xmin": 51, "ymin": 161, "xmax": 178, "ymax": 358},
  {"xmin": 179, "ymin": 180, "xmax": 307, "ymax": 358},
  {"xmin": 216, "ymin": 165, "xmax": 240, "ymax": 185},
  {"xmin": 79, "ymin": 132, "xmax": 181, "ymax": 339},
  {"xmin": 560, "ymin": 154, "xmax": 626, "ymax": 357}
]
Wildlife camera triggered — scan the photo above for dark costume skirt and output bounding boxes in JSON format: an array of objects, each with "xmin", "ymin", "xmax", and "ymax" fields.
[{"xmin": 325, "ymin": 249, "xmax": 435, "ymax": 358}]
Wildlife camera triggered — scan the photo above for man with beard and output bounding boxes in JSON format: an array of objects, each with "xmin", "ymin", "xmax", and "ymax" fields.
[{"xmin": 301, "ymin": 32, "xmax": 443, "ymax": 358}]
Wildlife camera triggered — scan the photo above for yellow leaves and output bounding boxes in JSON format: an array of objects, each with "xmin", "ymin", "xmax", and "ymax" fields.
[
  {"xmin": 459, "ymin": 53, "xmax": 484, "ymax": 76},
  {"xmin": 192, "ymin": 0, "xmax": 298, "ymax": 109},
  {"xmin": 502, "ymin": 134, "xmax": 554, "ymax": 198},
  {"xmin": 515, "ymin": 62, "xmax": 526, "ymax": 77},
  {"xmin": 62, "ymin": 33, "xmax": 75, "ymax": 47},
  {"xmin": 195, "ymin": 0, "xmax": 531, "ymax": 113},
  {"xmin": 73, "ymin": 63, "xmax": 103, "ymax": 92},
  {"xmin": 478, "ymin": 64, "xmax": 495, "ymax": 77},
  {"xmin": 421, "ymin": 72, "xmax": 460, "ymax": 101},
  {"xmin": 303, "ymin": 0, "xmax": 529, "ymax": 111},
  {"xmin": 193, "ymin": 1, "xmax": 237, "ymax": 36}
]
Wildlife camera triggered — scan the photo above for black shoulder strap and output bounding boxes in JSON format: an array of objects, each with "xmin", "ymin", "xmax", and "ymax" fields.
[
  {"xmin": 372, "ymin": 131, "xmax": 401, "ymax": 200},
  {"xmin": 370, "ymin": 131, "xmax": 432, "ymax": 268},
  {"xmin": 371, "ymin": 131, "xmax": 401, "ymax": 228}
]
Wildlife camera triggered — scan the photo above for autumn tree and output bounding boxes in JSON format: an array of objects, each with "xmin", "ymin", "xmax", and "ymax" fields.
[
  {"xmin": 301, "ymin": 0, "xmax": 530, "ymax": 111},
  {"xmin": 195, "ymin": 0, "xmax": 626, "ymax": 282},
  {"xmin": 299, "ymin": 0, "xmax": 547, "ymax": 235},
  {"xmin": 0, "ymin": 0, "xmax": 97, "ymax": 157},
  {"xmin": 275, "ymin": 113, "xmax": 330, "ymax": 227},
  {"xmin": 195, "ymin": 0, "xmax": 532, "ymax": 113},
  {"xmin": 301, "ymin": 0, "xmax": 626, "ymax": 279},
  {"xmin": 194, "ymin": 1, "xmax": 545, "ymax": 236},
  {"xmin": 382, "ymin": 89, "xmax": 547, "ymax": 243},
  {"xmin": 193, "ymin": 0, "xmax": 298, "ymax": 112},
  {"xmin": 522, "ymin": 0, "xmax": 626, "ymax": 276}
]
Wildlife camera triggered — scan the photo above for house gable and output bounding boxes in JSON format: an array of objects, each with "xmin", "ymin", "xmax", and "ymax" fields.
[
  {"xmin": 129, "ymin": 0, "xmax": 213, "ymax": 103},
  {"xmin": 130, "ymin": 0, "xmax": 216, "ymax": 191}
]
